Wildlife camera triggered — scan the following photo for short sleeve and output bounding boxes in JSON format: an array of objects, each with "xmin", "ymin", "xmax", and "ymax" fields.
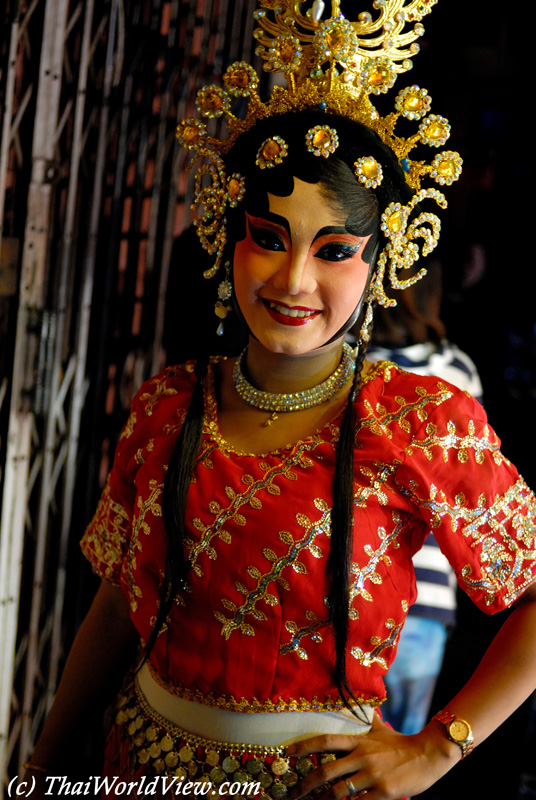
[
  {"xmin": 396, "ymin": 387, "xmax": 536, "ymax": 613},
  {"xmin": 80, "ymin": 363, "xmax": 196, "ymax": 584},
  {"xmin": 80, "ymin": 406, "xmax": 142, "ymax": 584}
]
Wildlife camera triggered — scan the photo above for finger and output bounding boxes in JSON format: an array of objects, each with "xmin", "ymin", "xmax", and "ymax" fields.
[
  {"xmin": 294, "ymin": 773, "xmax": 371, "ymax": 800},
  {"xmin": 288, "ymin": 753, "xmax": 364, "ymax": 800},
  {"xmin": 286, "ymin": 732, "xmax": 365, "ymax": 757}
]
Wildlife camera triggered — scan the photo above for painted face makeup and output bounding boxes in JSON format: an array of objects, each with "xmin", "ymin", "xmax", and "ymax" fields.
[{"xmin": 233, "ymin": 178, "xmax": 373, "ymax": 356}]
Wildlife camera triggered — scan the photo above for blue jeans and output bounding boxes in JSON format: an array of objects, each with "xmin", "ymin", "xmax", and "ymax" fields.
[{"xmin": 382, "ymin": 616, "xmax": 448, "ymax": 735}]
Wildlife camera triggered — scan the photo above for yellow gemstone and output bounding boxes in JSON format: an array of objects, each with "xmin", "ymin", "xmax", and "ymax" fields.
[
  {"xmin": 203, "ymin": 91, "xmax": 223, "ymax": 112},
  {"xmin": 262, "ymin": 140, "xmax": 281, "ymax": 160},
  {"xmin": 388, "ymin": 210, "xmax": 404, "ymax": 233},
  {"xmin": 279, "ymin": 43, "xmax": 295, "ymax": 63},
  {"xmin": 437, "ymin": 158, "xmax": 454, "ymax": 177},
  {"xmin": 362, "ymin": 159, "xmax": 379, "ymax": 179},
  {"xmin": 403, "ymin": 92, "xmax": 424, "ymax": 111},
  {"xmin": 182, "ymin": 125, "xmax": 199, "ymax": 143},
  {"xmin": 230, "ymin": 70, "xmax": 249, "ymax": 88},
  {"xmin": 369, "ymin": 66, "xmax": 389, "ymax": 87},
  {"xmin": 312, "ymin": 129, "xmax": 328, "ymax": 147},
  {"xmin": 424, "ymin": 121, "xmax": 446, "ymax": 140},
  {"xmin": 228, "ymin": 178, "xmax": 241, "ymax": 198},
  {"xmin": 214, "ymin": 302, "xmax": 228, "ymax": 319},
  {"xmin": 326, "ymin": 30, "xmax": 345, "ymax": 51}
]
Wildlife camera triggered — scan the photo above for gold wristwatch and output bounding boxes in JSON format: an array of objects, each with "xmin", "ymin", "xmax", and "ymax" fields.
[{"xmin": 432, "ymin": 709, "xmax": 474, "ymax": 759}]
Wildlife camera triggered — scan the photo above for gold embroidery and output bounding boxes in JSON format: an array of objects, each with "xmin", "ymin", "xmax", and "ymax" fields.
[
  {"xmin": 215, "ymin": 499, "xmax": 330, "ymax": 640},
  {"xmin": 354, "ymin": 464, "xmax": 396, "ymax": 507},
  {"xmin": 460, "ymin": 479, "xmax": 536, "ymax": 605},
  {"xmin": 187, "ymin": 448, "xmax": 319, "ymax": 577},
  {"xmin": 120, "ymin": 411, "xmax": 137, "ymax": 440},
  {"xmin": 280, "ymin": 611, "xmax": 328, "ymax": 660},
  {"xmin": 350, "ymin": 618, "xmax": 404, "ymax": 670},
  {"xmin": 146, "ymin": 662, "xmax": 384, "ymax": 711},
  {"xmin": 138, "ymin": 371, "xmax": 180, "ymax": 417},
  {"xmin": 400, "ymin": 481, "xmax": 485, "ymax": 532},
  {"xmin": 406, "ymin": 419, "xmax": 504, "ymax": 464},
  {"xmin": 359, "ymin": 384, "xmax": 452, "ymax": 440},
  {"xmin": 80, "ymin": 477, "xmax": 130, "ymax": 584},
  {"xmin": 349, "ymin": 514, "xmax": 405, "ymax": 609},
  {"xmin": 128, "ymin": 479, "xmax": 163, "ymax": 610},
  {"xmin": 135, "ymin": 439, "xmax": 154, "ymax": 466}
]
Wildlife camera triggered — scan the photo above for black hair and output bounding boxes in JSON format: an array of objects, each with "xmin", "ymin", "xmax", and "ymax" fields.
[{"xmin": 149, "ymin": 111, "xmax": 413, "ymax": 713}]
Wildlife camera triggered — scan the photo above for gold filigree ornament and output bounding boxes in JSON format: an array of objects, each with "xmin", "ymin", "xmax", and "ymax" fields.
[{"xmin": 177, "ymin": 0, "xmax": 463, "ymax": 305}]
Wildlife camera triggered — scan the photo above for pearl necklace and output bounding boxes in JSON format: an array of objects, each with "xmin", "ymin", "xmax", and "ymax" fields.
[{"xmin": 233, "ymin": 343, "xmax": 356, "ymax": 425}]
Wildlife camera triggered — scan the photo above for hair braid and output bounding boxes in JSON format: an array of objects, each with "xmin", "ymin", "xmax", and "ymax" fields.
[
  {"xmin": 328, "ymin": 305, "xmax": 374, "ymax": 715},
  {"xmin": 142, "ymin": 358, "xmax": 208, "ymax": 662}
]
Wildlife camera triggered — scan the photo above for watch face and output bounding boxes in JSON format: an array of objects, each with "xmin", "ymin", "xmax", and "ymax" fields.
[{"xmin": 449, "ymin": 720, "xmax": 470, "ymax": 742}]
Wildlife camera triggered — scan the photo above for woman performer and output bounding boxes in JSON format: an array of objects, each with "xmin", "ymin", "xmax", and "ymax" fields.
[{"xmin": 25, "ymin": 3, "xmax": 536, "ymax": 800}]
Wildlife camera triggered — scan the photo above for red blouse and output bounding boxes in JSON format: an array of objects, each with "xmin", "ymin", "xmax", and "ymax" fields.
[{"xmin": 81, "ymin": 359, "xmax": 536, "ymax": 713}]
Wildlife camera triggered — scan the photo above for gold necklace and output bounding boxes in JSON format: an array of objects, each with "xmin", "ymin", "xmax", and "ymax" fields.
[{"xmin": 233, "ymin": 343, "xmax": 356, "ymax": 425}]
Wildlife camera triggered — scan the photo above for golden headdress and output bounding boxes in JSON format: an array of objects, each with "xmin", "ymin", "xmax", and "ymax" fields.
[{"xmin": 176, "ymin": 0, "xmax": 462, "ymax": 313}]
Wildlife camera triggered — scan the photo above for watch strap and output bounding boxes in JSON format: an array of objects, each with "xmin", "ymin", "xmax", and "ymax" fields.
[{"xmin": 432, "ymin": 709, "xmax": 474, "ymax": 759}]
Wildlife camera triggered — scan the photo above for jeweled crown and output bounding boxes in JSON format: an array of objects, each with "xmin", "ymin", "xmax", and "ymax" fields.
[{"xmin": 177, "ymin": 0, "xmax": 462, "ymax": 308}]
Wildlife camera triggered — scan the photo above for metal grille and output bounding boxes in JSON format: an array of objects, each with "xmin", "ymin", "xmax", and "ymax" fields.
[{"xmin": 0, "ymin": 0, "xmax": 259, "ymax": 789}]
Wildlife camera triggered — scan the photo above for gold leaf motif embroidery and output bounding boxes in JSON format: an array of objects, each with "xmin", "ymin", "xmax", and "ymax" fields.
[
  {"xmin": 359, "ymin": 385, "xmax": 452, "ymax": 442},
  {"xmin": 406, "ymin": 418, "xmax": 503, "ymax": 464},
  {"xmin": 459, "ymin": 479, "xmax": 536, "ymax": 605},
  {"xmin": 188, "ymin": 445, "xmax": 317, "ymax": 575},
  {"xmin": 349, "ymin": 514, "xmax": 405, "ymax": 605},
  {"xmin": 350, "ymin": 619, "xmax": 404, "ymax": 670},
  {"xmin": 80, "ymin": 477, "xmax": 130, "ymax": 584},
  {"xmin": 216, "ymin": 499, "xmax": 330, "ymax": 640},
  {"xmin": 280, "ymin": 611, "xmax": 328, "ymax": 660},
  {"xmin": 129, "ymin": 479, "xmax": 164, "ymax": 607},
  {"xmin": 355, "ymin": 465, "xmax": 394, "ymax": 507},
  {"xmin": 120, "ymin": 412, "xmax": 137, "ymax": 440},
  {"xmin": 139, "ymin": 377, "xmax": 179, "ymax": 417}
]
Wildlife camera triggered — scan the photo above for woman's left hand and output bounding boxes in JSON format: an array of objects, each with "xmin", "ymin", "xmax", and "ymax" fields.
[{"xmin": 286, "ymin": 711, "xmax": 459, "ymax": 800}]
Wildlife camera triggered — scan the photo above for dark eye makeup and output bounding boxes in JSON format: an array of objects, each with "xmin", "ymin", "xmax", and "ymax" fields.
[
  {"xmin": 246, "ymin": 216, "xmax": 363, "ymax": 262},
  {"xmin": 248, "ymin": 221, "xmax": 287, "ymax": 252},
  {"xmin": 315, "ymin": 242, "xmax": 362, "ymax": 262}
]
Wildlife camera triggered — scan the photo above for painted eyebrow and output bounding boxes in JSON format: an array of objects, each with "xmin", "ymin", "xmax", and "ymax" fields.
[
  {"xmin": 313, "ymin": 225, "xmax": 352, "ymax": 242},
  {"xmin": 247, "ymin": 216, "xmax": 358, "ymax": 244},
  {"xmin": 247, "ymin": 211, "xmax": 291, "ymax": 239}
]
